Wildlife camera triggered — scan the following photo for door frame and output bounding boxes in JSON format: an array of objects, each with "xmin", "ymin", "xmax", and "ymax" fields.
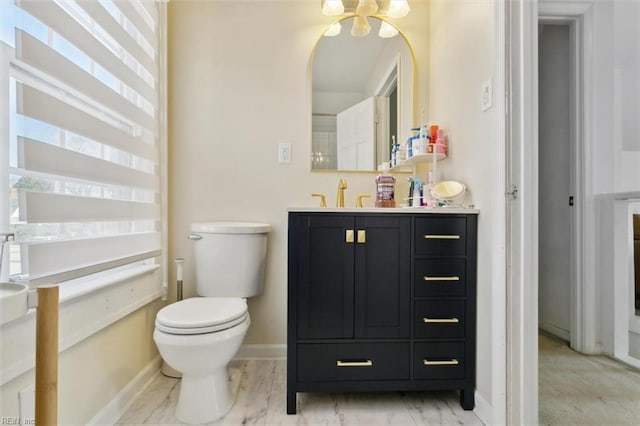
[
  {"xmin": 538, "ymin": 3, "xmax": 594, "ymax": 354},
  {"xmin": 505, "ymin": 0, "xmax": 595, "ymax": 424}
]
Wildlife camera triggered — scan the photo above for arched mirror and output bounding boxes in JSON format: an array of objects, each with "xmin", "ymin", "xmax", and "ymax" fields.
[{"xmin": 311, "ymin": 17, "xmax": 414, "ymax": 171}]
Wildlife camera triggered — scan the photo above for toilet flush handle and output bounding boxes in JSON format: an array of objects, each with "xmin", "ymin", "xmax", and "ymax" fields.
[{"xmin": 187, "ymin": 233, "xmax": 202, "ymax": 240}]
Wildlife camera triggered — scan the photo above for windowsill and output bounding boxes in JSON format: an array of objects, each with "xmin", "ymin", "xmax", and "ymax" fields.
[
  {"xmin": 19, "ymin": 264, "xmax": 161, "ymax": 317},
  {"xmin": 1, "ymin": 264, "xmax": 162, "ymax": 386},
  {"xmin": 58, "ymin": 264, "xmax": 160, "ymax": 303}
]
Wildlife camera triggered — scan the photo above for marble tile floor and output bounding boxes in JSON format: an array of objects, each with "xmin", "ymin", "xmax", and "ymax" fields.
[
  {"xmin": 539, "ymin": 332, "xmax": 640, "ymax": 425},
  {"xmin": 116, "ymin": 359, "xmax": 485, "ymax": 426}
]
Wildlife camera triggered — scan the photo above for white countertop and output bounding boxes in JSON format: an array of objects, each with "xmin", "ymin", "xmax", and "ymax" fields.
[{"xmin": 287, "ymin": 206, "xmax": 479, "ymax": 214}]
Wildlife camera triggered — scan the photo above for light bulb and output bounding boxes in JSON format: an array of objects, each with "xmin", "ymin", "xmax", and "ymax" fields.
[
  {"xmin": 386, "ymin": 0, "xmax": 410, "ymax": 18},
  {"xmin": 322, "ymin": 0, "xmax": 344, "ymax": 16},
  {"xmin": 356, "ymin": 0, "xmax": 379, "ymax": 17},
  {"xmin": 351, "ymin": 15, "xmax": 371, "ymax": 37},
  {"xmin": 324, "ymin": 22, "xmax": 342, "ymax": 37},
  {"xmin": 378, "ymin": 21, "xmax": 398, "ymax": 38}
]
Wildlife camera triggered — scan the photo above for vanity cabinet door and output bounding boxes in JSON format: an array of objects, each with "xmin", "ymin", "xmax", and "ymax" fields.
[
  {"xmin": 354, "ymin": 216, "xmax": 411, "ymax": 338},
  {"xmin": 294, "ymin": 215, "xmax": 355, "ymax": 338}
]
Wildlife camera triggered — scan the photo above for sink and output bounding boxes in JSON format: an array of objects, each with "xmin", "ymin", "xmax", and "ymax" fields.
[{"xmin": 0, "ymin": 282, "xmax": 29, "ymax": 325}]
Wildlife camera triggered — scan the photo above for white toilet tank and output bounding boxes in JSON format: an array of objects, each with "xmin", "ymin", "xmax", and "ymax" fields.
[{"xmin": 189, "ymin": 222, "xmax": 271, "ymax": 297}]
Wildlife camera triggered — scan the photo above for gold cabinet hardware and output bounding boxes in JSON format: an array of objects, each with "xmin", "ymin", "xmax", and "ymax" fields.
[
  {"xmin": 345, "ymin": 229, "xmax": 354, "ymax": 243},
  {"xmin": 423, "ymin": 317, "xmax": 460, "ymax": 323},
  {"xmin": 356, "ymin": 194, "xmax": 371, "ymax": 208},
  {"xmin": 336, "ymin": 360, "xmax": 373, "ymax": 367},
  {"xmin": 311, "ymin": 193, "xmax": 327, "ymax": 207},
  {"xmin": 357, "ymin": 230, "xmax": 366, "ymax": 243},
  {"xmin": 423, "ymin": 359, "xmax": 459, "ymax": 366},
  {"xmin": 423, "ymin": 234, "xmax": 461, "ymax": 240},
  {"xmin": 423, "ymin": 276, "xmax": 460, "ymax": 282}
]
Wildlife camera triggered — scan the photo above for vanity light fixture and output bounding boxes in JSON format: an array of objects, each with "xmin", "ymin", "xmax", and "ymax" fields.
[
  {"xmin": 386, "ymin": 0, "xmax": 411, "ymax": 18},
  {"xmin": 322, "ymin": 0, "xmax": 345, "ymax": 16},
  {"xmin": 321, "ymin": 0, "xmax": 409, "ymax": 38},
  {"xmin": 351, "ymin": 15, "xmax": 371, "ymax": 37},
  {"xmin": 356, "ymin": 0, "xmax": 379, "ymax": 16},
  {"xmin": 378, "ymin": 21, "xmax": 398, "ymax": 38}
]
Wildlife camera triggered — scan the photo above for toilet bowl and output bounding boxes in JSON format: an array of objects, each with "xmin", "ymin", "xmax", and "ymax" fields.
[
  {"xmin": 154, "ymin": 297, "xmax": 249, "ymax": 424},
  {"xmin": 153, "ymin": 221, "xmax": 270, "ymax": 424}
]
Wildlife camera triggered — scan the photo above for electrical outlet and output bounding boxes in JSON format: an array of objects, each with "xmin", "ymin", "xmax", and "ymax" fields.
[
  {"xmin": 481, "ymin": 80, "xmax": 492, "ymax": 111},
  {"xmin": 278, "ymin": 143, "xmax": 292, "ymax": 164}
]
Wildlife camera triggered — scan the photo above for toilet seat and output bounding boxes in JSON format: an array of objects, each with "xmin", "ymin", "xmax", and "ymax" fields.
[{"xmin": 156, "ymin": 297, "xmax": 248, "ymax": 335}]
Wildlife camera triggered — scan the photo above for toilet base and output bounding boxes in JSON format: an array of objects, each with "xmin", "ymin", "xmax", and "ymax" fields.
[{"xmin": 175, "ymin": 366, "xmax": 241, "ymax": 424}]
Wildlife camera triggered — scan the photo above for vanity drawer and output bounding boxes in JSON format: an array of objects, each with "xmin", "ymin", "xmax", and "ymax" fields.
[
  {"xmin": 297, "ymin": 343, "xmax": 410, "ymax": 382},
  {"xmin": 413, "ymin": 342, "xmax": 465, "ymax": 380},
  {"xmin": 414, "ymin": 259, "xmax": 466, "ymax": 297},
  {"xmin": 415, "ymin": 217, "xmax": 467, "ymax": 256},
  {"xmin": 414, "ymin": 300, "xmax": 465, "ymax": 338}
]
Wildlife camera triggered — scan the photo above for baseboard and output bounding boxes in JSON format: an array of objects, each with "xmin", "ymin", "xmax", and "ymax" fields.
[
  {"xmin": 473, "ymin": 390, "xmax": 493, "ymax": 425},
  {"xmin": 87, "ymin": 355, "xmax": 162, "ymax": 425},
  {"xmin": 539, "ymin": 322, "xmax": 570, "ymax": 342},
  {"xmin": 234, "ymin": 344, "xmax": 286, "ymax": 360}
]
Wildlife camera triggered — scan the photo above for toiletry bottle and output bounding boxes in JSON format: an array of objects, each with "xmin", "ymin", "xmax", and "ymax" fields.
[
  {"xmin": 436, "ymin": 128, "xmax": 447, "ymax": 155},
  {"xmin": 423, "ymin": 171, "xmax": 435, "ymax": 207},
  {"xmin": 418, "ymin": 125, "xmax": 429, "ymax": 154},
  {"xmin": 396, "ymin": 139, "xmax": 405, "ymax": 162},
  {"xmin": 375, "ymin": 162, "xmax": 396, "ymax": 208},
  {"xmin": 412, "ymin": 179, "xmax": 422, "ymax": 207},
  {"xmin": 391, "ymin": 140, "xmax": 397, "ymax": 167}
]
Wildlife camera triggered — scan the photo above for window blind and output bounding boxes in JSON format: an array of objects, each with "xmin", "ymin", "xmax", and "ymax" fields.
[{"xmin": 1, "ymin": 0, "xmax": 165, "ymax": 286}]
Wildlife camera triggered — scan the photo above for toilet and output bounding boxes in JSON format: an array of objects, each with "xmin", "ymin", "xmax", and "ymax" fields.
[{"xmin": 153, "ymin": 221, "xmax": 270, "ymax": 424}]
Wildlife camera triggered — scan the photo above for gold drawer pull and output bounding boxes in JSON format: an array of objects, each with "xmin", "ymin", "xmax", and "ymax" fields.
[
  {"xmin": 423, "ymin": 276, "xmax": 460, "ymax": 282},
  {"xmin": 423, "ymin": 317, "xmax": 460, "ymax": 324},
  {"xmin": 424, "ymin": 234, "xmax": 460, "ymax": 240},
  {"xmin": 423, "ymin": 359, "xmax": 459, "ymax": 366},
  {"xmin": 357, "ymin": 229, "xmax": 366, "ymax": 244},
  {"xmin": 336, "ymin": 360, "xmax": 373, "ymax": 367}
]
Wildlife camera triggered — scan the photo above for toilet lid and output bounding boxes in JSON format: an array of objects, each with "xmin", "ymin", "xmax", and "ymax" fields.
[{"xmin": 156, "ymin": 297, "xmax": 248, "ymax": 335}]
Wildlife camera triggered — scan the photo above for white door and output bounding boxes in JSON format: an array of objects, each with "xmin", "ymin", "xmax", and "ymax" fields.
[{"xmin": 336, "ymin": 96, "xmax": 375, "ymax": 170}]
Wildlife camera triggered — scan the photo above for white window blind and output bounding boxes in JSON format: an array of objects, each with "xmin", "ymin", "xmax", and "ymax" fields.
[{"xmin": 1, "ymin": 0, "xmax": 165, "ymax": 286}]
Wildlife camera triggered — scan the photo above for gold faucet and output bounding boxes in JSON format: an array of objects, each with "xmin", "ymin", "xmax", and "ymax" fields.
[
  {"xmin": 336, "ymin": 178, "xmax": 347, "ymax": 207},
  {"xmin": 356, "ymin": 194, "xmax": 371, "ymax": 208},
  {"xmin": 311, "ymin": 193, "xmax": 327, "ymax": 207}
]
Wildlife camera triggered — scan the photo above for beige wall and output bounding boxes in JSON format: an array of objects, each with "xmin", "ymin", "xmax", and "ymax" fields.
[
  {"xmin": 428, "ymin": 0, "xmax": 496, "ymax": 409},
  {"xmin": 168, "ymin": 0, "xmax": 498, "ymax": 416},
  {"xmin": 167, "ymin": 0, "xmax": 430, "ymax": 345},
  {"xmin": 0, "ymin": 300, "xmax": 160, "ymax": 424}
]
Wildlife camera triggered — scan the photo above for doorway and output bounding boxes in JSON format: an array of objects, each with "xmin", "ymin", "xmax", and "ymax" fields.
[{"xmin": 537, "ymin": 21, "xmax": 575, "ymax": 344}]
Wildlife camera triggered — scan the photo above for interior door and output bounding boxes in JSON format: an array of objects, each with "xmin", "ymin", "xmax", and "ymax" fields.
[{"xmin": 337, "ymin": 96, "xmax": 376, "ymax": 170}]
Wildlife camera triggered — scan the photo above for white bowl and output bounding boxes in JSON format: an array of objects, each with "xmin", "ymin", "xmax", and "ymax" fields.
[
  {"xmin": 431, "ymin": 181, "xmax": 467, "ymax": 204},
  {"xmin": 0, "ymin": 282, "xmax": 29, "ymax": 325}
]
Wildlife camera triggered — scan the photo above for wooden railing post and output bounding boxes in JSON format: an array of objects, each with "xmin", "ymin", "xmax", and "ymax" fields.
[{"xmin": 35, "ymin": 285, "xmax": 59, "ymax": 426}]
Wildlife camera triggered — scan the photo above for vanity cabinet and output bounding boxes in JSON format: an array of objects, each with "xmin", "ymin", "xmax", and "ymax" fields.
[{"xmin": 287, "ymin": 211, "xmax": 478, "ymax": 414}]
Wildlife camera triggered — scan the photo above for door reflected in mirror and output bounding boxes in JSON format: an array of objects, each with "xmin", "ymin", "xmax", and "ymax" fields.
[{"xmin": 311, "ymin": 17, "xmax": 414, "ymax": 171}]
